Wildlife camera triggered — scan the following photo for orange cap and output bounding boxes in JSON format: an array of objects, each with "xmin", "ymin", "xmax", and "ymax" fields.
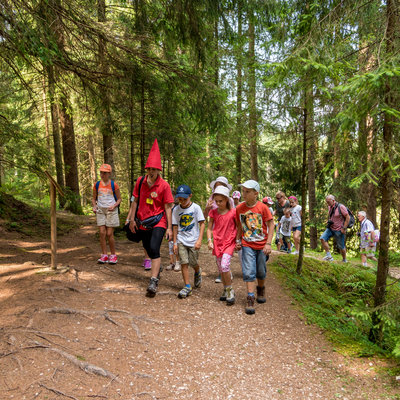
[{"xmin": 99, "ymin": 163, "xmax": 112, "ymax": 173}]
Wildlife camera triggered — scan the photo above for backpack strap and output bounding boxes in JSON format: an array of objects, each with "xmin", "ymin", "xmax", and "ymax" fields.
[
  {"xmin": 111, "ymin": 180, "xmax": 117, "ymax": 202},
  {"xmin": 135, "ymin": 176, "xmax": 146, "ymax": 220},
  {"xmin": 95, "ymin": 181, "xmax": 100, "ymax": 200}
]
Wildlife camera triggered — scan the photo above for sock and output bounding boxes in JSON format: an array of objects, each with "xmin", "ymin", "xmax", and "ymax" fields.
[
  {"xmin": 224, "ymin": 285, "xmax": 232, "ymax": 289},
  {"xmin": 185, "ymin": 284, "xmax": 191, "ymax": 289},
  {"xmin": 326, "ymin": 251, "xmax": 331, "ymax": 257},
  {"xmin": 362, "ymin": 262, "xmax": 367, "ymax": 267},
  {"xmin": 248, "ymin": 292, "xmax": 255, "ymax": 297}
]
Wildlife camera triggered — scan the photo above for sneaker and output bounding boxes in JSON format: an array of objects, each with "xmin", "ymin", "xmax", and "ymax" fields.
[
  {"xmin": 146, "ymin": 277, "xmax": 159, "ymax": 297},
  {"xmin": 194, "ymin": 268, "xmax": 202, "ymax": 288},
  {"xmin": 143, "ymin": 259, "xmax": 152, "ymax": 270},
  {"xmin": 108, "ymin": 254, "xmax": 118, "ymax": 265},
  {"xmin": 178, "ymin": 286, "xmax": 192, "ymax": 298},
  {"xmin": 226, "ymin": 287, "xmax": 235, "ymax": 305},
  {"xmin": 166, "ymin": 263, "xmax": 174, "ymax": 271},
  {"xmin": 323, "ymin": 255, "xmax": 334, "ymax": 262},
  {"xmin": 256, "ymin": 286, "xmax": 266, "ymax": 304},
  {"xmin": 98, "ymin": 254, "xmax": 108, "ymax": 264},
  {"xmin": 219, "ymin": 288, "xmax": 227, "ymax": 301},
  {"xmin": 291, "ymin": 250, "xmax": 298, "ymax": 255},
  {"xmin": 342, "ymin": 259, "xmax": 348, "ymax": 263},
  {"xmin": 245, "ymin": 295, "xmax": 255, "ymax": 315},
  {"xmin": 215, "ymin": 275, "xmax": 222, "ymax": 283},
  {"xmin": 174, "ymin": 261, "xmax": 181, "ymax": 272}
]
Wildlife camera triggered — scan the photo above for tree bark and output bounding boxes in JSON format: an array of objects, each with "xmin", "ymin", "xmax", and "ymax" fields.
[
  {"xmin": 59, "ymin": 95, "xmax": 81, "ymax": 213},
  {"xmin": 130, "ymin": 79, "xmax": 135, "ymax": 197},
  {"xmin": 370, "ymin": 0, "xmax": 398, "ymax": 344},
  {"xmin": 235, "ymin": 0, "xmax": 243, "ymax": 186},
  {"xmin": 87, "ymin": 133, "xmax": 97, "ymax": 185},
  {"xmin": 248, "ymin": 10, "xmax": 258, "ymax": 181},
  {"xmin": 306, "ymin": 85, "xmax": 317, "ymax": 249},
  {"xmin": 98, "ymin": 0, "xmax": 115, "ymax": 172},
  {"xmin": 140, "ymin": 79, "xmax": 146, "ymax": 174}
]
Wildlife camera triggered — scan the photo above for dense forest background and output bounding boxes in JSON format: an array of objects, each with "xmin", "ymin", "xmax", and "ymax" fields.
[
  {"xmin": 1, "ymin": 0, "xmax": 400, "ymax": 356},
  {"xmin": 1, "ymin": 0, "xmax": 400, "ymax": 244}
]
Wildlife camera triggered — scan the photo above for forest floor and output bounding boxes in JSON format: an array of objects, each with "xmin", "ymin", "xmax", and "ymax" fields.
[{"xmin": 0, "ymin": 213, "xmax": 399, "ymax": 400}]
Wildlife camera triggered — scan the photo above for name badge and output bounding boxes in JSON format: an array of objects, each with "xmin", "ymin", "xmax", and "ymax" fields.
[{"xmin": 146, "ymin": 198, "xmax": 154, "ymax": 205}]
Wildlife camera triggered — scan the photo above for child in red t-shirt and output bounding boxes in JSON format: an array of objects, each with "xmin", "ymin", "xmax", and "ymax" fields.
[
  {"xmin": 207, "ymin": 186, "xmax": 237, "ymax": 305},
  {"xmin": 235, "ymin": 180, "xmax": 274, "ymax": 315},
  {"xmin": 92, "ymin": 164, "xmax": 121, "ymax": 264}
]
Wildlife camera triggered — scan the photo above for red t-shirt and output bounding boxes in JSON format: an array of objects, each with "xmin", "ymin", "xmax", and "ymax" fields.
[
  {"xmin": 328, "ymin": 203, "xmax": 348, "ymax": 231},
  {"xmin": 236, "ymin": 201, "xmax": 273, "ymax": 250},
  {"xmin": 133, "ymin": 175, "xmax": 174, "ymax": 229},
  {"xmin": 209, "ymin": 208, "xmax": 237, "ymax": 258}
]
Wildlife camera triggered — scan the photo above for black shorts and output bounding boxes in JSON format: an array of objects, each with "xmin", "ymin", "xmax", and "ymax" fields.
[{"xmin": 126, "ymin": 226, "xmax": 166, "ymax": 259}]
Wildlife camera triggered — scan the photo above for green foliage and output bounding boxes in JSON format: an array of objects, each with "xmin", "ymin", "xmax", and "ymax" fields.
[{"xmin": 270, "ymin": 255, "xmax": 400, "ymax": 358}]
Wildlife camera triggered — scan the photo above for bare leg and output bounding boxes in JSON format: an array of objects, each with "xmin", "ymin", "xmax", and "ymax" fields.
[
  {"xmin": 180, "ymin": 264, "xmax": 190, "ymax": 285},
  {"xmin": 221, "ymin": 271, "xmax": 232, "ymax": 286},
  {"xmin": 151, "ymin": 257, "xmax": 161, "ymax": 279},
  {"xmin": 321, "ymin": 239, "xmax": 330, "ymax": 252},
  {"xmin": 106, "ymin": 227, "xmax": 115, "ymax": 254},
  {"xmin": 99, "ymin": 226, "xmax": 107, "ymax": 254}
]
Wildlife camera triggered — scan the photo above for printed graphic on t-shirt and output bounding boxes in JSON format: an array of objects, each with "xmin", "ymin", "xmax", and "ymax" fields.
[
  {"xmin": 240, "ymin": 210, "xmax": 265, "ymax": 242},
  {"xmin": 179, "ymin": 212, "xmax": 195, "ymax": 232}
]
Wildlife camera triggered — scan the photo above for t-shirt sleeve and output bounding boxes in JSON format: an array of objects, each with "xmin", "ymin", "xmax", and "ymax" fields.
[
  {"xmin": 196, "ymin": 204, "xmax": 205, "ymax": 222},
  {"xmin": 235, "ymin": 206, "xmax": 241, "ymax": 223},
  {"xmin": 264, "ymin": 204, "xmax": 273, "ymax": 221},
  {"xmin": 163, "ymin": 183, "xmax": 175, "ymax": 204},
  {"xmin": 339, "ymin": 204, "xmax": 348, "ymax": 217},
  {"xmin": 114, "ymin": 182, "xmax": 120, "ymax": 191},
  {"xmin": 209, "ymin": 208, "xmax": 216, "ymax": 220},
  {"xmin": 366, "ymin": 220, "xmax": 374, "ymax": 232},
  {"xmin": 172, "ymin": 207, "xmax": 178, "ymax": 226}
]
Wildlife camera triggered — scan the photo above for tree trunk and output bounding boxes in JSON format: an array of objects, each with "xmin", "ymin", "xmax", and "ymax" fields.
[
  {"xmin": 87, "ymin": 133, "xmax": 97, "ymax": 185},
  {"xmin": 297, "ymin": 100, "xmax": 308, "ymax": 274},
  {"xmin": 42, "ymin": 75, "xmax": 51, "ymax": 155},
  {"xmin": 130, "ymin": 79, "xmax": 135, "ymax": 197},
  {"xmin": 213, "ymin": 17, "xmax": 221, "ymax": 172},
  {"xmin": 47, "ymin": 65, "xmax": 66, "ymax": 208},
  {"xmin": 140, "ymin": 79, "xmax": 146, "ymax": 174},
  {"xmin": 235, "ymin": 0, "xmax": 243, "ymax": 186},
  {"xmin": 369, "ymin": 0, "xmax": 398, "ymax": 344},
  {"xmin": 306, "ymin": 85, "xmax": 317, "ymax": 249},
  {"xmin": 98, "ymin": 0, "xmax": 115, "ymax": 172},
  {"xmin": 59, "ymin": 95, "xmax": 81, "ymax": 213},
  {"xmin": 248, "ymin": 11, "xmax": 258, "ymax": 181}
]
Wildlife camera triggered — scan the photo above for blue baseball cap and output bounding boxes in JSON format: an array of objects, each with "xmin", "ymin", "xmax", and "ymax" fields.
[{"xmin": 176, "ymin": 184, "xmax": 192, "ymax": 198}]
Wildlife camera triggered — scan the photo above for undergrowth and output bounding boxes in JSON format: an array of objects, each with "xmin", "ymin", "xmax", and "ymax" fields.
[
  {"xmin": 269, "ymin": 255, "xmax": 400, "ymax": 360},
  {"xmin": 0, "ymin": 191, "xmax": 80, "ymax": 236}
]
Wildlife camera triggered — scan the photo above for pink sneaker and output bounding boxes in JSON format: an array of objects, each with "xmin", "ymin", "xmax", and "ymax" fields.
[
  {"xmin": 98, "ymin": 254, "xmax": 108, "ymax": 264},
  {"xmin": 143, "ymin": 259, "xmax": 152, "ymax": 270},
  {"xmin": 109, "ymin": 254, "xmax": 118, "ymax": 265}
]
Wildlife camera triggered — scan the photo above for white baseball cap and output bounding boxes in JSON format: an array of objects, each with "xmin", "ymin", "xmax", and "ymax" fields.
[
  {"xmin": 212, "ymin": 185, "xmax": 230, "ymax": 198},
  {"xmin": 209, "ymin": 176, "xmax": 232, "ymax": 191},
  {"xmin": 240, "ymin": 180, "xmax": 260, "ymax": 192}
]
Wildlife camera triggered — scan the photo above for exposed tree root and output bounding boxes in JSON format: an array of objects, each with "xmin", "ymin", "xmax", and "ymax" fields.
[{"xmin": 39, "ymin": 383, "xmax": 79, "ymax": 400}]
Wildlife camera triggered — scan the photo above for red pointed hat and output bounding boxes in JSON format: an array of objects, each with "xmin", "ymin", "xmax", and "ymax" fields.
[{"xmin": 145, "ymin": 139, "xmax": 162, "ymax": 170}]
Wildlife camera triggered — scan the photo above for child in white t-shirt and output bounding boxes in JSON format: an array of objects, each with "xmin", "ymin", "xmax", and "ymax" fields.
[
  {"xmin": 172, "ymin": 184, "xmax": 205, "ymax": 298},
  {"xmin": 278, "ymin": 206, "xmax": 292, "ymax": 253},
  {"xmin": 92, "ymin": 164, "xmax": 121, "ymax": 265},
  {"xmin": 289, "ymin": 196, "xmax": 302, "ymax": 255}
]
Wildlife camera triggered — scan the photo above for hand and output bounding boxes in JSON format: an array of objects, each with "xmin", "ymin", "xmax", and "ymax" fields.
[
  {"xmin": 194, "ymin": 240, "xmax": 202, "ymax": 250},
  {"xmin": 341, "ymin": 228, "xmax": 346, "ymax": 234},
  {"xmin": 107, "ymin": 205, "xmax": 115, "ymax": 212},
  {"xmin": 263, "ymin": 243, "xmax": 272, "ymax": 255},
  {"xmin": 206, "ymin": 199, "xmax": 213, "ymax": 209},
  {"xmin": 208, "ymin": 241, "xmax": 214, "ymax": 250},
  {"xmin": 92, "ymin": 206, "xmax": 97, "ymax": 214},
  {"xmin": 173, "ymin": 244, "xmax": 178, "ymax": 255},
  {"xmin": 129, "ymin": 220, "xmax": 138, "ymax": 233},
  {"xmin": 235, "ymin": 242, "xmax": 242, "ymax": 251},
  {"xmin": 166, "ymin": 228, "xmax": 173, "ymax": 242}
]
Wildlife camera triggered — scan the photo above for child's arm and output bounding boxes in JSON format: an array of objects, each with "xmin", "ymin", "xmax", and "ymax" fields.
[
  {"xmin": 207, "ymin": 217, "xmax": 214, "ymax": 250},
  {"xmin": 235, "ymin": 218, "xmax": 242, "ymax": 250},
  {"xmin": 263, "ymin": 218, "xmax": 275, "ymax": 255},
  {"xmin": 164, "ymin": 202, "xmax": 173, "ymax": 241},
  {"xmin": 108, "ymin": 188, "xmax": 122, "ymax": 211},
  {"xmin": 204, "ymin": 199, "xmax": 213, "ymax": 219},
  {"xmin": 173, "ymin": 225, "xmax": 178, "ymax": 255},
  {"xmin": 195, "ymin": 221, "xmax": 205, "ymax": 250},
  {"xmin": 92, "ymin": 187, "xmax": 97, "ymax": 213}
]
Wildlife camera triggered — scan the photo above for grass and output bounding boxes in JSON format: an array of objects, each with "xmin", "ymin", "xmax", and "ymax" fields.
[{"xmin": 269, "ymin": 254, "xmax": 400, "ymax": 360}]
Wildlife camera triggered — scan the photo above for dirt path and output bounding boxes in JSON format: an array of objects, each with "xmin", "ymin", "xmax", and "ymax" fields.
[{"xmin": 0, "ymin": 216, "xmax": 398, "ymax": 400}]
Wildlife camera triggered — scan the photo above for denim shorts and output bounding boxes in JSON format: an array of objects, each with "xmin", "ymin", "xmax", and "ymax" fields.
[
  {"xmin": 292, "ymin": 226, "xmax": 301, "ymax": 232},
  {"xmin": 241, "ymin": 246, "xmax": 269, "ymax": 282},
  {"xmin": 320, "ymin": 228, "xmax": 346, "ymax": 250}
]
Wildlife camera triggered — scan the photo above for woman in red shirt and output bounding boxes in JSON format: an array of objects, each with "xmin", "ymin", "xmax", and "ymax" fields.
[{"xmin": 126, "ymin": 140, "xmax": 174, "ymax": 297}]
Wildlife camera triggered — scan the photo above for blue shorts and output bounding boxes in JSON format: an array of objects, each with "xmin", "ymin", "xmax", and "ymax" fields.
[
  {"xmin": 320, "ymin": 228, "xmax": 346, "ymax": 250},
  {"xmin": 241, "ymin": 246, "xmax": 269, "ymax": 282},
  {"xmin": 292, "ymin": 226, "xmax": 301, "ymax": 232}
]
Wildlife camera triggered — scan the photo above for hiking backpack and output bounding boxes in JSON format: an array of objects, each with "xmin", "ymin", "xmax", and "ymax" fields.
[{"xmin": 337, "ymin": 203, "xmax": 355, "ymax": 229}]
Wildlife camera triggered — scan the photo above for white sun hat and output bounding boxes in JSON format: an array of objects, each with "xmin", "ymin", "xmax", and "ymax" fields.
[
  {"xmin": 212, "ymin": 185, "xmax": 230, "ymax": 198},
  {"xmin": 209, "ymin": 176, "xmax": 232, "ymax": 191}
]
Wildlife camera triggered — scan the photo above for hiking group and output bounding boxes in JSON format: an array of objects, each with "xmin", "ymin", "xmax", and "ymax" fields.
[{"xmin": 92, "ymin": 139, "xmax": 379, "ymax": 315}]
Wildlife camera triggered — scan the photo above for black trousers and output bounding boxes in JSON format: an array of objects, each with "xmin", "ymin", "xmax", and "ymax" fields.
[{"xmin": 126, "ymin": 226, "xmax": 166, "ymax": 259}]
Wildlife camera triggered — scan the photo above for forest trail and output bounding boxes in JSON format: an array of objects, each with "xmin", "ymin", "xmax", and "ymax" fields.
[{"xmin": 0, "ymin": 216, "xmax": 398, "ymax": 400}]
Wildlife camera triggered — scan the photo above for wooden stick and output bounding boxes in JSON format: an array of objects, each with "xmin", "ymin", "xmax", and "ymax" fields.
[{"xmin": 49, "ymin": 181, "xmax": 57, "ymax": 270}]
